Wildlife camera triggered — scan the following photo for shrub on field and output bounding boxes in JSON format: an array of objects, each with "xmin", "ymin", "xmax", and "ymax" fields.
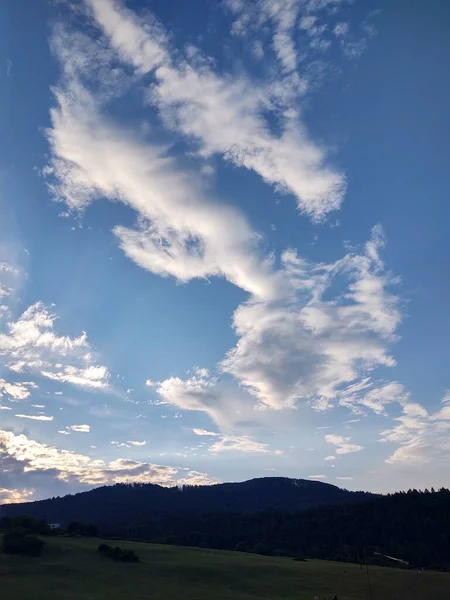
[
  {"xmin": 98, "ymin": 543, "xmax": 139, "ymax": 563},
  {"xmin": 2, "ymin": 530, "xmax": 45, "ymax": 556}
]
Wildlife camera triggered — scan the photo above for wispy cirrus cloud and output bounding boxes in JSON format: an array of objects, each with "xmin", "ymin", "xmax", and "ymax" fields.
[
  {"xmin": 5, "ymin": 59, "xmax": 13, "ymax": 78},
  {"xmin": 53, "ymin": 0, "xmax": 347, "ymax": 223},
  {"xmin": 67, "ymin": 424, "xmax": 91, "ymax": 433},
  {"xmin": 0, "ymin": 261, "xmax": 21, "ymax": 315},
  {"xmin": 192, "ymin": 428, "xmax": 220, "ymax": 437},
  {"xmin": 226, "ymin": 0, "xmax": 337, "ymax": 72},
  {"xmin": 111, "ymin": 440, "xmax": 147, "ymax": 448},
  {"xmin": 45, "ymin": 35, "xmax": 276, "ymax": 299},
  {"xmin": 15, "ymin": 414, "xmax": 54, "ymax": 422},
  {"xmin": 380, "ymin": 392, "xmax": 450, "ymax": 465},
  {"xmin": 209, "ymin": 435, "xmax": 282, "ymax": 455},
  {"xmin": 339, "ymin": 381, "xmax": 410, "ymax": 416},
  {"xmin": 227, "ymin": 0, "xmax": 378, "ymax": 70}
]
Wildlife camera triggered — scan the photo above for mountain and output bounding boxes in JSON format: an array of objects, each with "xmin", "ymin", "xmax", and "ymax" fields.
[
  {"xmin": 0, "ymin": 477, "xmax": 371, "ymax": 528},
  {"xmin": 2, "ymin": 478, "xmax": 450, "ymax": 570}
]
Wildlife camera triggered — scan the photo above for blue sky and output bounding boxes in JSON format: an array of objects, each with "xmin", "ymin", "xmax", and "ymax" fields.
[{"xmin": 1, "ymin": 0, "xmax": 449, "ymax": 503}]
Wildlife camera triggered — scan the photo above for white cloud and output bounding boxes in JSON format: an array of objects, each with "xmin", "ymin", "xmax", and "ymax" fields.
[
  {"xmin": 209, "ymin": 435, "xmax": 282, "ymax": 455},
  {"xmin": 309, "ymin": 474, "xmax": 327, "ymax": 480},
  {"xmin": 110, "ymin": 440, "xmax": 150, "ymax": 448},
  {"xmin": 155, "ymin": 368, "xmax": 253, "ymax": 430},
  {"xmin": 72, "ymin": 0, "xmax": 347, "ymax": 221},
  {"xmin": 0, "ymin": 262, "xmax": 17, "ymax": 274},
  {"xmin": 300, "ymin": 16, "xmax": 317, "ymax": 31},
  {"xmin": 0, "ymin": 303, "xmax": 110, "ymax": 390},
  {"xmin": 325, "ymin": 434, "xmax": 363, "ymax": 454},
  {"xmin": 251, "ymin": 40, "xmax": 264, "ymax": 59},
  {"xmin": 333, "ymin": 22, "xmax": 349, "ymax": 37},
  {"xmin": 430, "ymin": 392, "xmax": 450, "ymax": 421},
  {"xmin": 340, "ymin": 381, "xmax": 410, "ymax": 415},
  {"xmin": 45, "ymin": 6, "xmax": 396, "ymax": 425},
  {"xmin": 0, "ymin": 262, "xmax": 21, "ymax": 321},
  {"xmin": 324, "ymin": 455, "xmax": 336, "ymax": 461},
  {"xmin": 67, "ymin": 424, "xmax": 90, "ymax": 433},
  {"xmin": 111, "ymin": 440, "xmax": 130, "ymax": 448},
  {"xmin": 380, "ymin": 392, "xmax": 450, "ymax": 466},
  {"xmin": 0, "ymin": 378, "xmax": 37, "ymax": 401},
  {"xmin": 41, "ymin": 365, "xmax": 109, "ymax": 389},
  {"xmin": 192, "ymin": 428, "xmax": 220, "ymax": 437},
  {"xmin": 0, "ymin": 429, "xmax": 217, "ymax": 490},
  {"xmin": 152, "ymin": 227, "xmax": 402, "ymax": 438},
  {"xmin": 0, "ymin": 487, "xmax": 34, "ymax": 504},
  {"xmin": 336, "ymin": 476, "xmax": 353, "ymax": 481},
  {"xmin": 227, "ymin": 0, "xmax": 338, "ymax": 75},
  {"xmin": 45, "ymin": 45, "xmax": 276, "ymax": 300},
  {"xmin": 15, "ymin": 414, "xmax": 54, "ymax": 421},
  {"xmin": 221, "ymin": 226, "xmax": 401, "ymax": 410},
  {"xmin": 441, "ymin": 391, "xmax": 450, "ymax": 404},
  {"xmin": 5, "ymin": 59, "xmax": 13, "ymax": 78},
  {"xmin": 151, "ymin": 63, "xmax": 345, "ymax": 222},
  {"xmin": 83, "ymin": 0, "xmax": 168, "ymax": 74}
]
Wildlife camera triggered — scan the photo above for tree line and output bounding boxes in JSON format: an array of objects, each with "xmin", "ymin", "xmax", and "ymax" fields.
[
  {"xmin": 108, "ymin": 488, "xmax": 450, "ymax": 571},
  {"xmin": 0, "ymin": 515, "xmax": 99, "ymax": 557}
]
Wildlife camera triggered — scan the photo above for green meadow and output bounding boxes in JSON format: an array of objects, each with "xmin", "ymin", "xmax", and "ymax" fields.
[{"xmin": 0, "ymin": 537, "xmax": 448, "ymax": 599}]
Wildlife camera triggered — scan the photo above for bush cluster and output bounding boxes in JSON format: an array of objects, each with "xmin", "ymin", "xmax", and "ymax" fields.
[
  {"xmin": 2, "ymin": 530, "xmax": 45, "ymax": 556},
  {"xmin": 98, "ymin": 543, "xmax": 139, "ymax": 563}
]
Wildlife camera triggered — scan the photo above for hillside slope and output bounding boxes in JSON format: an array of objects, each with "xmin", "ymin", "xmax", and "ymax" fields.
[{"xmin": 1, "ymin": 477, "xmax": 371, "ymax": 526}]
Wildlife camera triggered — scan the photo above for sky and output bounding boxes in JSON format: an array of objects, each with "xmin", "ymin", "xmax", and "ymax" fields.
[{"xmin": 0, "ymin": 0, "xmax": 449, "ymax": 504}]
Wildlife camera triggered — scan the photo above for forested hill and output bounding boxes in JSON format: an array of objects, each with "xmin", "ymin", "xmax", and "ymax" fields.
[
  {"xmin": 1, "ymin": 477, "xmax": 371, "ymax": 526},
  {"xmin": 2, "ymin": 478, "xmax": 450, "ymax": 569},
  {"xmin": 148, "ymin": 488, "xmax": 450, "ymax": 570}
]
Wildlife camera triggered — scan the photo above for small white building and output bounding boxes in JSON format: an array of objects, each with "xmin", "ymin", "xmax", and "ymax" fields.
[{"xmin": 49, "ymin": 523, "xmax": 60, "ymax": 530}]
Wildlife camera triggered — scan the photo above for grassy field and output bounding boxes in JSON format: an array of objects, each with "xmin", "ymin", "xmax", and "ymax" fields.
[{"xmin": 0, "ymin": 537, "xmax": 449, "ymax": 600}]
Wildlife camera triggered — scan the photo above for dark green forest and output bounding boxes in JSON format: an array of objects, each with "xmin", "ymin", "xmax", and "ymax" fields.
[
  {"xmin": 139, "ymin": 488, "xmax": 450, "ymax": 570},
  {"xmin": 2, "ymin": 478, "xmax": 449, "ymax": 570}
]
